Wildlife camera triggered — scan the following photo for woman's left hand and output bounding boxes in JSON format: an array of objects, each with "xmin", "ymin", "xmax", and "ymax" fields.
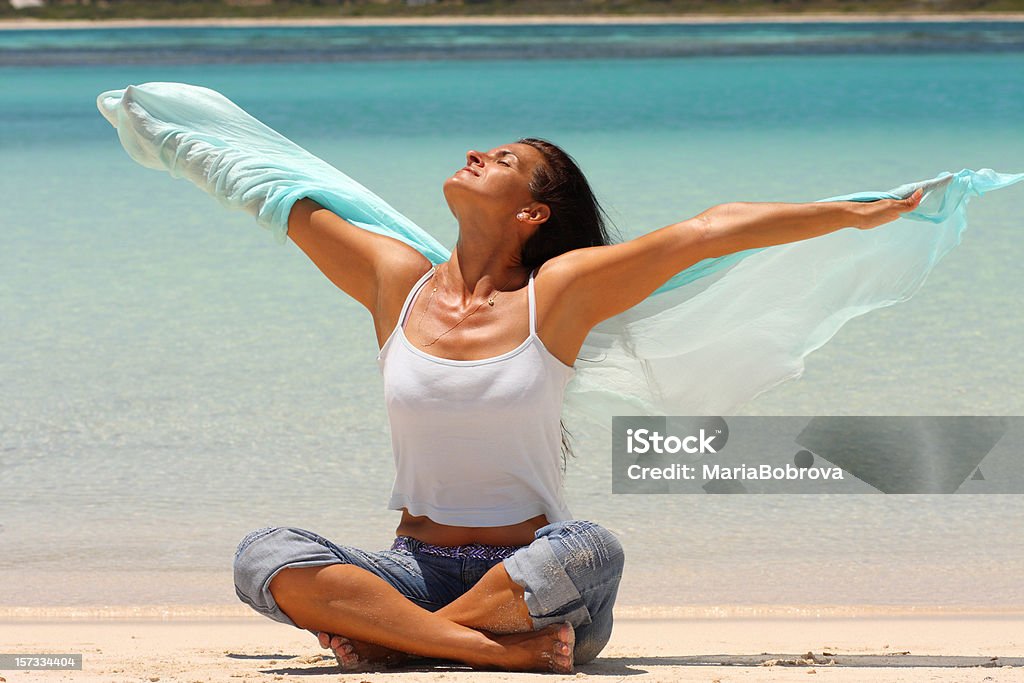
[{"xmin": 854, "ymin": 188, "xmax": 924, "ymax": 230}]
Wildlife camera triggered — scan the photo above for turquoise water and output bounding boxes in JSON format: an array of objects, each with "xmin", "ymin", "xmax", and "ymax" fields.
[{"xmin": 2, "ymin": 24, "xmax": 1024, "ymax": 609}]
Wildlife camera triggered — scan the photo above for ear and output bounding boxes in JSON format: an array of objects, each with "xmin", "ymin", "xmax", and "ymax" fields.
[{"xmin": 527, "ymin": 203, "xmax": 551, "ymax": 225}]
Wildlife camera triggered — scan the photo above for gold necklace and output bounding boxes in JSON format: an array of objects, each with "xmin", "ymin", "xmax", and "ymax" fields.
[{"xmin": 416, "ymin": 265, "xmax": 520, "ymax": 348}]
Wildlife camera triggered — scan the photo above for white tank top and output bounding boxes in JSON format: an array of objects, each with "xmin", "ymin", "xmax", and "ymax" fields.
[{"xmin": 377, "ymin": 266, "xmax": 577, "ymax": 527}]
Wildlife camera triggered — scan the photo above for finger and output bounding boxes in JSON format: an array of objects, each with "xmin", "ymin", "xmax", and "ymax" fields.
[{"xmin": 317, "ymin": 632, "xmax": 330, "ymax": 648}]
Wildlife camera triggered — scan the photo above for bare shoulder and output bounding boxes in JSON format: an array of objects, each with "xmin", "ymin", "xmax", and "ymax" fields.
[
  {"xmin": 538, "ymin": 220, "xmax": 709, "ymax": 330},
  {"xmin": 288, "ymin": 198, "xmax": 434, "ymax": 315},
  {"xmin": 532, "ymin": 246, "xmax": 610, "ymax": 327},
  {"xmin": 373, "ymin": 246, "xmax": 434, "ymax": 350},
  {"xmin": 531, "ymin": 251, "xmax": 596, "ymax": 368}
]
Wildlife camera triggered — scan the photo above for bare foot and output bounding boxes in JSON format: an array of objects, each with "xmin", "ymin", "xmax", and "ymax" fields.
[
  {"xmin": 317, "ymin": 631, "xmax": 413, "ymax": 672},
  {"xmin": 487, "ymin": 622, "xmax": 575, "ymax": 673}
]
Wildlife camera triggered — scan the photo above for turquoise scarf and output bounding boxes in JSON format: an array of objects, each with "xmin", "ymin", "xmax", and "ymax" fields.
[{"xmin": 98, "ymin": 82, "xmax": 1024, "ymax": 434}]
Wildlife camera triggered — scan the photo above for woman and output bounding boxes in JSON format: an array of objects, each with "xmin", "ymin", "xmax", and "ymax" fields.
[{"xmin": 232, "ymin": 138, "xmax": 924, "ymax": 673}]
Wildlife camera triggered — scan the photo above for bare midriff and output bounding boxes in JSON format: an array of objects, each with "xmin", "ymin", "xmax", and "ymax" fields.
[{"xmin": 395, "ymin": 509, "xmax": 548, "ymax": 547}]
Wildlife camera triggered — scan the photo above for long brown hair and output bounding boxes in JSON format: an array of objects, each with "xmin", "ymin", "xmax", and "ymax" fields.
[{"xmin": 516, "ymin": 137, "xmax": 621, "ymax": 471}]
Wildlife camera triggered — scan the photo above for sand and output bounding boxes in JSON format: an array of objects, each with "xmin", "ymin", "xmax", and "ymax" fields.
[
  {"xmin": 1, "ymin": 13, "xmax": 1024, "ymax": 30},
  {"xmin": 3, "ymin": 607, "xmax": 1022, "ymax": 681}
]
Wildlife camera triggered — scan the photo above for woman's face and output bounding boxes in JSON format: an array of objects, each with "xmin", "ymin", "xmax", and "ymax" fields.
[{"xmin": 442, "ymin": 142, "xmax": 547, "ymax": 219}]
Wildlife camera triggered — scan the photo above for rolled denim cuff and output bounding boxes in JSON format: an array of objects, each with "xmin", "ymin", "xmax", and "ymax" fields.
[
  {"xmin": 234, "ymin": 527, "xmax": 341, "ymax": 629},
  {"xmin": 503, "ymin": 538, "xmax": 592, "ymax": 629}
]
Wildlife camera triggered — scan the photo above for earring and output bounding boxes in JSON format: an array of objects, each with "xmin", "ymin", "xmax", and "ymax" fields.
[{"xmin": 517, "ymin": 212, "xmax": 527, "ymax": 220}]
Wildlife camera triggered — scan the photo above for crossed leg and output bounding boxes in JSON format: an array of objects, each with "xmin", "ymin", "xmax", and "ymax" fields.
[{"xmin": 268, "ymin": 560, "xmax": 572, "ymax": 673}]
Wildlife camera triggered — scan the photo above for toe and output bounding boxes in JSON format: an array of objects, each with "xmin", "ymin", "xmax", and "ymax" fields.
[
  {"xmin": 334, "ymin": 651, "xmax": 358, "ymax": 669},
  {"xmin": 562, "ymin": 622, "xmax": 576, "ymax": 648}
]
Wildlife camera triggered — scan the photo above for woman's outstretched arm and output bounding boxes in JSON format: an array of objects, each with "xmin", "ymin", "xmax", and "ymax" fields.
[
  {"xmin": 700, "ymin": 189, "xmax": 924, "ymax": 258},
  {"xmin": 287, "ymin": 199, "xmax": 431, "ymax": 313},
  {"xmin": 546, "ymin": 189, "xmax": 924, "ymax": 330}
]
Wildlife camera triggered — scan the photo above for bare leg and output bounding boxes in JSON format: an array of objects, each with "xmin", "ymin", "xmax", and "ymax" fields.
[
  {"xmin": 318, "ymin": 561, "xmax": 534, "ymax": 669},
  {"xmin": 270, "ymin": 564, "xmax": 569, "ymax": 672},
  {"xmin": 436, "ymin": 561, "xmax": 534, "ymax": 633}
]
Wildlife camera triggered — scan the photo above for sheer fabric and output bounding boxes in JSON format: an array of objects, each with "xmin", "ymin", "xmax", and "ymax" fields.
[{"xmin": 98, "ymin": 82, "xmax": 1024, "ymax": 435}]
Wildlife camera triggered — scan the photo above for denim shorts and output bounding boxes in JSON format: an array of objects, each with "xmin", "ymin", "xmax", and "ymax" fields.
[{"xmin": 233, "ymin": 519, "xmax": 625, "ymax": 664}]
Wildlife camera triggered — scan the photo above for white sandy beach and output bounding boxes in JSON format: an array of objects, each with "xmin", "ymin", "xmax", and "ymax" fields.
[
  {"xmin": 1, "ymin": 12, "xmax": 1024, "ymax": 30},
  {"xmin": 3, "ymin": 606, "xmax": 1023, "ymax": 682}
]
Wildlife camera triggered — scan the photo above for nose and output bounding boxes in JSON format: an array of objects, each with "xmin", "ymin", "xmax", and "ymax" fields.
[{"xmin": 466, "ymin": 149, "xmax": 484, "ymax": 168}]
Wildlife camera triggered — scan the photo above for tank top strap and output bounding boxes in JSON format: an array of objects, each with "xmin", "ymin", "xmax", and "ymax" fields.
[
  {"xmin": 400, "ymin": 265, "xmax": 437, "ymax": 329},
  {"xmin": 528, "ymin": 268, "xmax": 537, "ymax": 337}
]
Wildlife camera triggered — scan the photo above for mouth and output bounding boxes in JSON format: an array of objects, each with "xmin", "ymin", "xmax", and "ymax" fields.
[{"xmin": 458, "ymin": 166, "xmax": 479, "ymax": 177}]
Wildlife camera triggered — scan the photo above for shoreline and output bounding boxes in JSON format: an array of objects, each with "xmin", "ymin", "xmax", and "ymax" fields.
[{"xmin": 1, "ymin": 12, "xmax": 1024, "ymax": 30}]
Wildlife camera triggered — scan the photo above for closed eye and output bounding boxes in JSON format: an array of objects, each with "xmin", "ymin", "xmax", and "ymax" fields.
[{"xmin": 498, "ymin": 160, "xmax": 511, "ymax": 167}]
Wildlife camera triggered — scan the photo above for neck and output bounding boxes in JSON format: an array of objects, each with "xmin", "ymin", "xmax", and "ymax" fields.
[{"xmin": 446, "ymin": 225, "xmax": 528, "ymax": 302}]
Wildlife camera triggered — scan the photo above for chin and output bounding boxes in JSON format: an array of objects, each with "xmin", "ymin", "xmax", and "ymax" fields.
[
  {"xmin": 444, "ymin": 171, "xmax": 474, "ymax": 185},
  {"xmin": 442, "ymin": 175, "xmax": 475, "ymax": 202},
  {"xmin": 441, "ymin": 181, "xmax": 461, "ymax": 216}
]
